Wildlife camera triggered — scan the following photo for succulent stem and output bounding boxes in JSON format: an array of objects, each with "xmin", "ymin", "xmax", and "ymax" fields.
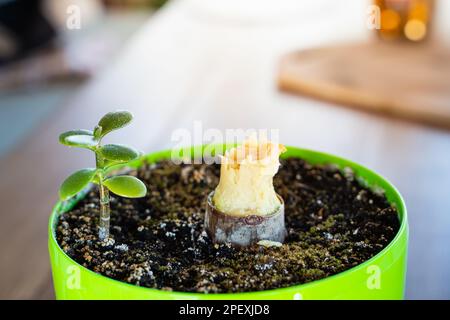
[
  {"xmin": 96, "ymin": 152, "xmax": 110, "ymax": 241},
  {"xmin": 98, "ymin": 182, "xmax": 110, "ymax": 241}
]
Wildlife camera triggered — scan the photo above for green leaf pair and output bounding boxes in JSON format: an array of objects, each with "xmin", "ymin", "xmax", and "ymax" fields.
[
  {"xmin": 59, "ymin": 169, "xmax": 146, "ymax": 201},
  {"xmin": 59, "ymin": 110, "xmax": 133, "ymax": 149}
]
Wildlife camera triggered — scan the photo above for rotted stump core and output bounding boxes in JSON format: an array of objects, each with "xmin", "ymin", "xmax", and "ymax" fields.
[{"xmin": 205, "ymin": 192, "xmax": 286, "ymax": 247}]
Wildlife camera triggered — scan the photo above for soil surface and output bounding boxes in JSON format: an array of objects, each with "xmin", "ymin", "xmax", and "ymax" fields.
[{"xmin": 56, "ymin": 158, "xmax": 400, "ymax": 293}]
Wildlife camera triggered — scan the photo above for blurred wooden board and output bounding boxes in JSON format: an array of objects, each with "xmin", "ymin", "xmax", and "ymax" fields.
[{"xmin": 278, "ymin": 42, "xmax": 450, "ymax": 130}]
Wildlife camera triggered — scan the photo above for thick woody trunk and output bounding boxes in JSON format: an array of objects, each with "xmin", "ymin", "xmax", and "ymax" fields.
[{"xmin": 205, "ymin": 192, "xmax": 286, "ymax": 247}]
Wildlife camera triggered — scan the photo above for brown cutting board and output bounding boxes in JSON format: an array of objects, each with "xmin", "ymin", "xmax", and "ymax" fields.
[{"xmin": 278, "ymin": 42, "xmax": 450, "ymax": 129}]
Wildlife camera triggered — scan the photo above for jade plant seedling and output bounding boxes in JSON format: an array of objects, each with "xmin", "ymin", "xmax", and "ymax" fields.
[{"xmin": 59, "ymin": 110, "xmax": 147, "ymax": 241}]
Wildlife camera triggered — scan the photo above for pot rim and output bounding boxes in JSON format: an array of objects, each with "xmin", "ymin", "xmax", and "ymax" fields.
[{"xmin": 49, "ymin": 145, "xmax": 408, "ymax": 298}]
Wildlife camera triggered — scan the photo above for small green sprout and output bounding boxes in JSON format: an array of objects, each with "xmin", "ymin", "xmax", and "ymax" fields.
[{"xmin": 59, "ymin": 110, "xmax": 147, "ymax": 241}]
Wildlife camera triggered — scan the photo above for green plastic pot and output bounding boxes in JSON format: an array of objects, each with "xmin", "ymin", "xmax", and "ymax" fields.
[{"xmin": 49, "ymin": 145, "xmax": 408, "ymax": 300}]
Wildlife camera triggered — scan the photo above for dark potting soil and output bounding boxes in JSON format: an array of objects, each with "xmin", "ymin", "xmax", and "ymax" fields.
[{"xmin": 56, "ymin": 158, "xmax": 400, "ymax": 293}]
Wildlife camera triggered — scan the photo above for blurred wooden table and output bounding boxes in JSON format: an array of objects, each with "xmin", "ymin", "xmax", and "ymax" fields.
[{"xmin": 1, "ymin": 0, "xmax": 449, "ymax": 299}]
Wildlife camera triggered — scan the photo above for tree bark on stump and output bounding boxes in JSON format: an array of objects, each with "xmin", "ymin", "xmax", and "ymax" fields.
[{"xmin": 205, "ymin": 192, "xmax": 286, "ymax": 247}]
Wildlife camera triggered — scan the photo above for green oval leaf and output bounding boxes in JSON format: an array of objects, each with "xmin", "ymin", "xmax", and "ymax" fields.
[
  {"xmin": 99, "ymin": 144, "xmax": 140, "ymax": 162},
  {"xmin": 59, "ymin": 130, "xmax": 96, "ymax": 148},
  {"xmin": 97, "ymin": 110, "xmax": 133, "ymax": 138},
  {"xmin": 65, "ymin": 135, "xmax": 97, "ymax": 148},
  {"xmin": 59, "ymin": 168, "xmax": 97, "ymax": 200},
  {"xmin": 103, "ymin": 176, "xmax": 147, "ymax": 198}
]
